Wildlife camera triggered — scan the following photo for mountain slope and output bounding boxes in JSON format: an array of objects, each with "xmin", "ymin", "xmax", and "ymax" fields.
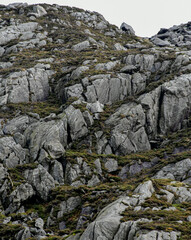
[{"xmin": 0, "ymin": 3, "xmax": 191, "ymax": 240}]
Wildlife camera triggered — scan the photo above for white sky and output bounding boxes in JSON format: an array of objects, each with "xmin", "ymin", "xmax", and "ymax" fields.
[{"xmin": 1, "ymin": 0, "xmax": 191, "ymax": 37}]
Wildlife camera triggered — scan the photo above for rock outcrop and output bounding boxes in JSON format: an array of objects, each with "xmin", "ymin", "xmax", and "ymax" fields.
[{"xmin": 1, "ymin": 3, "xmax": 191, "ymax": 240}]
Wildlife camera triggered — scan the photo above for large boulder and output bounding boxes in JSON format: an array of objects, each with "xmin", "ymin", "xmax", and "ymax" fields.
[
  {"xmin": 24, "ymin": 164, "xmax": 55, "ymax": 201},
  {"xmin": 0, "ymin": 22, "xmax": 38, "ymax": 46},
  {"xmin": 24, "ymin": 116, "xmax": 68, "ymax": 161},
  {"xmin": 106, "ymin": 102, "xmax": 151, "ymax": 155},
  {"xmin": 64, "ymin": 105, "xmax": 88, "ymax": 141},
  {"xmin": 120, "ymin": 22, "xmax": 135, "ymax": 35},
  {"xmin": 0, "ymin": 65, "xmax": 54, "ymax": 105},
  {"xmin": 153, "ymin": 158, "xmax": 191, "ymax": 183},
  {"xmin": 0, "ymin": 136, "xmax": 27, "ymax": 168}
]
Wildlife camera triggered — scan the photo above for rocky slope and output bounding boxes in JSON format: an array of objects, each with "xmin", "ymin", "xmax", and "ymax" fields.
[{"xmin": 0, "ymin": 3, "xmax": 191, "ymax": 240}]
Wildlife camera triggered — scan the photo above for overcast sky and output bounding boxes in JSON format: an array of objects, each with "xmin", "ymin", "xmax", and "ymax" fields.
[{"xmin": 1, "ymin": 0, "xmax": 191, "ymax": 37}]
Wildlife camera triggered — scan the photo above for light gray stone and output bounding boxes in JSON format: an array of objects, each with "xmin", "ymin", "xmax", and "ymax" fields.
[
  {"xmin": 152, "ymin": 37, "xmax": 171, "ymax": 46},
  {"xmin": 104, "ymin": 159, "xmax": 118, "ymax": 172},
  {"xmin": 87, "ymin": 175, "xmax": 100, "ymax": 187},
  {"xmin": 35, "ymin": 218, "xmax": 44, "ymax": 229},
  {"xmin": 65, "ymin": 105, "xmax": 88, "ymax": 140},
  {"xmin": 57, "ymin": 196, "xmax": 81, "ymax": 218},
  {"xmin": 72, "ymin": 40, "xmax": 90, "ymax": 52},
  {"xmin": 134, "ymin": 180, "xmax": 155, "ymax": 200},
  {"xmin": 70, "ymin": 66, "xmax": 89, "ymax": 80},
  {"xmin": 153, "ymin": 158, "xmax": 191, "ymax": 182},
  {"xmin": 24, "ymin": 164, "xmax": 55, "ymax": 201},
  {"xmin": 0, "ymin": 136, "xmax": 27, "ymax": 168},
  {"xmin": 120, "ymin": 22, "xmax": 135, "ymax": 35},
  {"xmin": 5, "ymin": 183, "xmax": 34, "ymax": 214},
  {"xmin": 29, "ymin": 5, "xmax": 47, "ymax": 18},
  {"xmin": 86, "ymin": 101, "xmax": 104, "ymax": 113}
]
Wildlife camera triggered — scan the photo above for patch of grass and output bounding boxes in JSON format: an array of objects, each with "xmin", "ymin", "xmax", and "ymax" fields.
[
  {"xmin": 0, "ymin": 223, "xmax": 23, "ymax": 240},
  {"xmin": 0, "ymin": 101, "xmax": 61, "ymax": 119}
]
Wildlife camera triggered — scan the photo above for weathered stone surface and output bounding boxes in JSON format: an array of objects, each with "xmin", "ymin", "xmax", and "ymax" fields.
[
  {"xmin": 72, "ymin": 40, "xmax": 90, "ymax": 51},
  {"xmin": 85, "ymin": 74, "xmax": 131, "ymax": 104},
  {"xmin": 139, "ymin": 86, "xmax": 162, "ymax": 138},
  {"xmin": 0, "ymin": 136, "xmax": 27, "ymax": 168},
  {"xmin": 134, "ymin": 180, "xmax": 155, "ymax": 200},
  {"xmin": 0, "ymin": 22, "xmax": 38, "ymax": 46},
  {"xmin": 95, "ymin": 61, "xmax": 119, "ymax": 71},
  {"xmin": 123, "ymin": 54, "xmax": 155, "ymax": 71},
  {"xmin": 79, "ymin": 181, "xmax": 154, "ymax": 239},
  {"xmin": 134, "ymin": 230, "xmax": 180, "ymax": 240},
  {"xmin": 104, "ymin": 158, "xmax": 118, "ymax": 172},
  {"xmin": 120, "ymin": 22, "xmax": 135, "ymax": 35},
  {"xmin": 57, "ymin": 196, "xmax": 81, "ymax": 218},
  {"xmin": 63, "ymin": 83, "xmax": 84, "ymax": 101},
  {"xmin": 24, "ymin": 164, "xmax": 55, "ymax": 201},
  {"xmin": 5, "ymin": 183, "xmax": 34, "ymax": 214},
  {"xmin": 159, "ymin": 74, "xmax": 191, "ymax": 134},
  {"xmin": 65, "ymin": 105, "xmax": 88, "ymax": 140},
  {"xmin": 86, "ymin": 101, "xmax": 104, "ymax": 113},
  {"xmin": 152, "ymin": 37, "xmax": 171, "ymax": 46},
  {"xmin": 153, "ymin": 158, "xmax": 191, "ymax": 182},
  {"xmin": 35, "ymin": 218, "xmax": 44, "ymax": 229},
  {"xmin": 114, "ymin": 43, "xmax": 126, "ymax": 51},
  {"xmin": 3, "ymin": 115, "xmax": 29, "ymax": 135},
  {"xmin": 87, "ymin": 174, "xmax": 100, "ymax": 187},
  {"xmin": 106, "ymin": 102, "xmax": 150, "ymax": 155},
  {"xmin": 0, "ymin": 65, "xmax": 54, "ymax": 105},
  {"xmin": 24, "ymin": 117, "xmax": 67, "ymax": 161},
  {"xmin": 28, "ymin": 5, "xmax": 47, "ymax": 18},
  {"xmin": 70, "ymin": 66, "xmax": 89, "ymax": 80}
]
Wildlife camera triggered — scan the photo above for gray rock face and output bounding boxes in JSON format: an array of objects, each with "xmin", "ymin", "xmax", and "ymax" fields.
[
  {"xmin": 151, "ymin": 21, "xmax": 191, "ymax": 47},
  {"xmin": 31, "ymin": 5, "xmax": 47, "ymax": 18},
  {"xmin": 65, "ymin": 157, "xmax": 94, "ymax": 186},
  {"xmin": 79, "ymin": 181, "xmax": 153, "ymax": 239},
  {"xmin": 87, "ymin": 174, "xmax": 100, "ymax": 187},
  {"xmin": 134, "ymin": 180, "xmax": 155, "ymax": 200},
  {"xmin": 1, "ymin": 4, "xmax": 191, "ymax": 240},
  {"xmin": 24, "ymin": 117, "xmax": 67, "ymax": 161},
  {"xmin": 123, "ymin": 54, "xmax": 155, "ymax": 71},
  {"xmin": 5, "ymin": 183, "xmax": 34, "ymax": 214},
  {"xmin": 0, "ymin": 164, "xmax": 10, "ymax": 201},
  {"xmin": 0, "ymin": 22, "xmax": 38, "ymax": 46},
  {"xmin": 104, "ymin": 158, "xmax": 118, "ymax": 173},
  {"xmin": 72, "ymin": 40, "xmax": 90, "ymax": 51},
  {"xmin": 152, "ymin": 37, "xmax": 171, "ymax": 47},
  {"xmin": 166, "ymin": 184, "xmax": 191, "ymax": 203},
  {"xmin": 95, "ymin": 61, "xmax": 119, "ymax": 71},
  {"xmin": 35, "ymin": 218, "xmax": 44, "ymax": 229},
  {"xmin": 139, "ymin": 86, "xmax": 162, "ymax": 138},
  {"xmin": 139, "ymin": 73, "xmax": 191, "ymax": 138},
  {"xmin": 3, "ymin": 115, "xmax": 29, "ymax": 135},
  {"xmin": 0, "ymin": 136, "xmax": 27, "ymax": 168},
  {"xmin": 24, "ymin": 164, "xmax": 55, "ymax": 201},
  {"xmin": 134, "ymin": 230, "xmax": 180, "ymax": 240},
  {"xmin": 120, "ymin": 22, "xmax": 135, "ymax": 35},
  {"xmin": 153, "ymin": 158, "xmax": 191, "ymax": 183},
  {"xmin": 0, "ymin": 62, "xmax": 13, "ymax": 69},
  {"xmin": 85, "ymin": 74, "xmax": 132, "ymax": 104},
  {"xmin": 106, "ymin": 102, "xmax": 150, "ymax": 155},
  {"xmin": 159, "ymin": 74, "xmax": 191, "ymax": 134},
  {"xmin": 119, "ymin": 158, "xmax": 159, "ymax": 180},
  {"xmin": 65, "ymin": 105, "xmax": 88, "ymax": 141},
  {"xmin": 114, "ymin": 43, "xmax": 126, "ymax": 51},
  {"xmin": 63, "ymin": 84, "xmax": 84, "ymax": 102},
  {"xmin": 71, "ymin": 66, "xmax": 89, "ymax": 80},
  {"xmin": 57, "ymin": 196, "xmax": 81, "ymax": 218},
  {"xmin": 0, "ymin": 65, "xmax": 54, "ymax": 105}
]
